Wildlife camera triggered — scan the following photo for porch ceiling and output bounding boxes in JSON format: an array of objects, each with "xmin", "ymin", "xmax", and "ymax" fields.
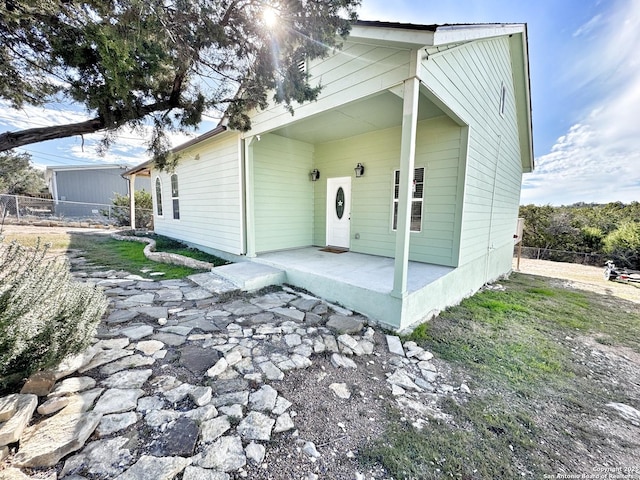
[{"xmin": 271, "ymin": 90, "xmax": 445, "ymax": 144}]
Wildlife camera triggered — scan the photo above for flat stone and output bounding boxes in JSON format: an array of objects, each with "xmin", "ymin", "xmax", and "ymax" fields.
[
  {"xmin": 330, "ymin": 353, "xmax": 357, "ymax": 369},
  {"xmin": 114, "ymin": 455, "xmax": 190, "ymax": 480},
  {"xmin": 183, "ymin": 404, "xmax": 218, "ymax": 422},
  {"xmin": 190, "ymin": 386, "xmax": 213, "ymax": 407},
  {"xmin": 358, "ymin": 339, "xmax": 375, "ymax": 355},
  {"xmin": 107, "ymin": 310, "xmax": 139, "ymax": 324},
  {"xmin": 163, "ymin": 383, "xmax": 193, "ymax": 403},
  {"xmin": 291, "ymin": 298, "xmax": 320, "ymax": 311},
  {"xmin": 206, "ymin": 357, "xmax": 228, "ymax": 378},
  {"xmin": 151, "ymin": 332, "xmax": 187, "ymax": 346},
  {"xmin": 60, "ymin": 388, "xmax": 104, "ymax": 415},
  {"xmin": 13, "ymin": 412, "xmax": 102, "ymax": 467},
  {"xmin": 96, "ymin": 338, "xmax": 131, "ymax": 350},
  {"xmin": 0, "ymin": 467, "xmax": 30, "ymax": 479},
  {"xmin": 219, "ymin": 404, "xmax": 244, "ymax": 419},
  {"xmin": 184, "ymin": 288, "xmax": 214, "ymax": 301},
  {"xmin": 326, "ymin": 315, "xmax": 363, "ymax": 334},
  {"xmin": 49, "ymin": 376, "xmax": 96, "ymax": 397},
  {"xmin": 245, "ymin": 441, "xmax": 266, "ymax": 465},
  {"xmin": 337, "ymin": 334, "xmax": 364, "ymax": 355},
  {"xmin": 79, "ymin": 349, "xmax": 133, "ymax": 373},
  {"xmin": 302, "ymin": 441, "xmax": 321, "ymax": 458},
  {"xmin": 329, "ymin": 383, "xmax": 351, "ymax": 399},
  {"xmin": 0, "ymin": 394, "xmax": 38, "ymax": 446},
  {"xmin": 94, "ymin": 388, "xmax": 144, "ymax": 414},
  {"xmin": 284, "ymin": 333, "xmax": 302, "ymax": 347},
  {"xmin": 102, "ymin": 369, "xmax": 153, "ymax": 389},
  {"xmin": 179, "ymin": 345, "xmax": 219, "ymax": 375},
  {"xmin": 237, "ymin": 411, "xmax": 275, "ymax": 441},
  {"xmin": 200, "ymin": 415, "xmax": 231, "ymax": 443},
  {"xmin": 145, "ymin": 410, "xmax": 180, "ymax": 428},
  {"xmin": 199, "ymin": 435, "xmax": 246, "ymax": 471},
  {"xmin": 387, "ymin": 369, "xmax": 422, "ymax": 392},
  {"xmin": 386, "ymin": 335, "xmax": 405, "ymax": 356},
  {"xmin": 249, "ymin": 385, "xmax": 278, "ymax": 412},
  {"xmin": 156, "ymin": 289, "xmax": 184, "ymax": 302},
  {"xmin": 119, "ymin": 325, "xmax": 155, "ymax": 341},
  {"xmin": 323, "ymin": 335, "xmax": 340, "ymax": 353},
  {"xmin": 136, "ymin": 340, "xmax": 165, "ymax": 355},
  {"xmin": 132, "ymin": 306, "xmax": 169, "ymax": 319},
  {"xmin": 181, "ymin": 317, "xmax": 219, "ymax": 332},
  {"xmin": 20, "ymin": 371, "xmax": 57, "ymax": 396},
  {"xmin": 258, "ymin": 361, "xmax": 284, "ymax": 381},
  {"xmin": 99, "ymin": 354, "xmax": 155, "ymax": 375},
  {"xmin": 312, "ymin": 303, "xmax": 329, "ymax": 315},
  {"xmin": 271, "ymin": 307, "xmax": 305, "ymax": 322},
  {"xmin": 161, "ymin": 325, "xmax": 193, "ymax": 336},
  {"xmin": 121, "ymin": 293, "xmax": 156, "ymax": 306},
  {"xmin": 224, "ymin": 300, "xmax": 262, "ymax": 316},
  {"xmin": 151, "ymin": 417, "xmax": 199, "ymax": 457},
  {"xmin": 273, "ymin": 396, "xmax": 292, "ymax": 416},
  {"xmin": 183, "ymin": 466, "xmax": 230, "ymax": 480},
  {"xmin": 37, "ymin": 396, "xmax": 71, "ymax": 415},
  {"xmin": 137, "ymin": 396, "xmax": 165, "ymax": 413},
  {"xmin": 304, "ymin": 312, "xmax": 324, "ymax": 326},
  {"xmin": 211, "ymin": 391, "xmax": 249, "ymax": 407},
  {"xmin": 273, "ymin": 412, "xmax": 295, "ymax": 433},
  {"xmin": 61, "ymin": 437, "xmax": 132, "ymax": 478},
  {"xmin": 97, "ymin": 412, "xmax": 139, "ymax": 437},
  {"xmin": 250, "ymin": 293, "xmax": 292, "ymax": 310},
  {"xmin": 245, "ymin": 312, "xmax": 276, "ymax": 325}
]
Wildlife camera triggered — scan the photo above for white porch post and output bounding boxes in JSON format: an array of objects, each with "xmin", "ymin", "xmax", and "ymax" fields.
[
  {"xmin": 392, "ymin": 75, "xmax": 420, "ymax": 298},
  {"xmin": 244, "ymin": 137, "xmax": 257, "ymax": 258},
  {"xmin": 129, "ymin": 173, "xmax": 136, "ymax": 230}
]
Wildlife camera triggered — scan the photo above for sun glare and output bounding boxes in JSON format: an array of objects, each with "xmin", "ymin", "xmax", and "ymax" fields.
[{"xmin": 263, "ymin": 6, "xmax": 279, "ymax": 28}]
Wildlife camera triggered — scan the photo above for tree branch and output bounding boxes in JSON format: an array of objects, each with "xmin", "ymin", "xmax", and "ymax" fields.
[{"xmin": 0, "ymin": 118, "xmax": 105, "ymax": 152}]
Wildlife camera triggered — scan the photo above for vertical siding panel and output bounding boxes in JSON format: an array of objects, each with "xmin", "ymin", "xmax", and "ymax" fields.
[{"xmin": 152, "ymin": 133, "xmax": 243, "ymax": 254}]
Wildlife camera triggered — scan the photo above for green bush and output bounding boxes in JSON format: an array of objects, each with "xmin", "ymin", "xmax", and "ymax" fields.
[
  {"xmin": 108, "ymin": 190, "xmax": 153, "ymax": 229},
  {"xmin": 603, "ymin": 222, "xmax": 640, "ymax": 268},
  {"xmin": 0, "ymin": 241, "xmax": 107, "ymax": 392}
]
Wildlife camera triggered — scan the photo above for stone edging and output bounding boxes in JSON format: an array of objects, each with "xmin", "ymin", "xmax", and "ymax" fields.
[{"xmin": 111, "ymin": 232, "xmax": 214, "ymax": 270}]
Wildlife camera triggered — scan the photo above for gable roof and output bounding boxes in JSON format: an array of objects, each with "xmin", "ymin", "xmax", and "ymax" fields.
[{"xmin": 124, "ymin": 20, "xmax": 533, "ymax": 175}]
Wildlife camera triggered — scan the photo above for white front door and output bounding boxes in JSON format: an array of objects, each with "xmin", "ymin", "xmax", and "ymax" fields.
[{"xmin": 326, "ymin": 177, "xmax": 351, "ymax": 249}]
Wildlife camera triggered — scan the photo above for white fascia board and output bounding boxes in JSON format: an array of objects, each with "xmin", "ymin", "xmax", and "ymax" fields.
[
  {"xmin": 350, "ymin": 25, "xmax": 435, "ymax": 47},
  {"xmin": 433, "ymin": 24, "xmax": 525, "ymax": 46}
]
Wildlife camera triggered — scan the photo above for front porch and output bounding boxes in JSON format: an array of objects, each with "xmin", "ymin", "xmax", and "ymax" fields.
[{"xmin": 211, "ymin": 247, "xmax": 455, "ymax": 329}]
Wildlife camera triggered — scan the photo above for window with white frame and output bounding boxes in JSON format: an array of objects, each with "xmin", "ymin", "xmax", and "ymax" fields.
[
  {"xmin": 392, "ymin": 167, "xmax": 425, "ymax": 232},
  {"xmin": 170, "ymin": 174, "xmax": 180, "ymax": 220},
  {"xmin": 155, "ymin": 177, "xmax": 163, "ymax": 216}
]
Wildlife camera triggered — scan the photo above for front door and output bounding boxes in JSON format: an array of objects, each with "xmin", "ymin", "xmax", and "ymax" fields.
[{"xmin": 326, "ymin": 177, "xmax": 351, "ymax": 249}]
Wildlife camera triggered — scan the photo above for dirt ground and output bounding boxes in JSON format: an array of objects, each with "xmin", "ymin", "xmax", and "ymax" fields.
[{"xmin": 514, "ymin": 257, "xmax": 640, "ymax": 304}]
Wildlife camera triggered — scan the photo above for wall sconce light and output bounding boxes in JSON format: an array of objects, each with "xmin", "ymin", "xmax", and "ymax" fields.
[
  {"xmin": 310, "ymin": 169, "xmax": 320, "ymax": 181},
  {"xmin": 354, "ymin": 163, "xmax": 365, "ymax": 177}
]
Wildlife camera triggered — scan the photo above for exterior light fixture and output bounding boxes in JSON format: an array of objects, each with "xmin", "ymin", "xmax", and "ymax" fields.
[
  {"xmin": 354, "ymin": 163, "xmax": 365, "ymax": 177},
  {"xmin": 310, "ymin": 169, "xmax": 320, "ymax": 181}
]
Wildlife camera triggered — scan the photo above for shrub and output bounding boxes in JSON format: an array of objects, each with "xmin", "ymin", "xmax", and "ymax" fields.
[
  {"xmin": 603, "ymin": 222, "xmax": 640, "ymax": 269},
  {"xmin": 0, "ymin": 241, "xmax": 107, "ymax": 392},
  {"xmin": 108, "ymin": 190, "xmax": 153, "ymax": 229}
]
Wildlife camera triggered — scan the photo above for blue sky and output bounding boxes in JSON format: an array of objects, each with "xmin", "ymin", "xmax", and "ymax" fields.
[{"xmin": 1, "ymin": 0, "xmax": 638, "ymax": 205}]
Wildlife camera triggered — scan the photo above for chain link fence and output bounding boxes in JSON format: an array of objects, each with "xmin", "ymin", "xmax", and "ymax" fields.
[
  {"xmin": 0, "ymin": 194, "xmax": 152, "ymax": 227},
  {"xmin": 516, "ymin": 246, "xmax": 606, "ymax": 266}
]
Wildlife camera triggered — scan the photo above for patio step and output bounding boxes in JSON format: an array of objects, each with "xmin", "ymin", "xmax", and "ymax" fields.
[{"xmin": 211, "ymin": 262, "xmax": 286, "ymax": 292}]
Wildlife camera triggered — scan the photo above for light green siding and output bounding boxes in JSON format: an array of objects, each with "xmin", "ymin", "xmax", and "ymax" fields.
[
  {"xmin": 249, "ymin": 41, "xmax": 411, "ymax": 136},
  {"xmin": 153, "ymin": 132, "xmax": 243, "ymax": 254},
  {"xmin": 253, "ymin": 134, "xmax": 314, "ymax": 253},
  {"xmin": 313, "ymin": 116, "xmax": 463, "ymax": 266},
  {"xmin": 421, "ymin": 37, "xmax": 523, "ymax": 268}
]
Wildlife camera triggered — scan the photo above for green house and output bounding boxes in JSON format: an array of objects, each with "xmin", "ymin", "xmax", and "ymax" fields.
[{"xmin": 127, "ymin": 21, "xmax": 533, "ymax": 331}]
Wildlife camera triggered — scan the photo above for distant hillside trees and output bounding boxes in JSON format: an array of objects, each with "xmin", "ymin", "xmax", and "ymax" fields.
[{"xmin": 519, "ymin": 202, "xmax": 640, "ymax": 268}]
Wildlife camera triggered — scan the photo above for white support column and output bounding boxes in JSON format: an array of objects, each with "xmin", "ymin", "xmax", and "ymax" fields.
[
  {"xmin": 244, "ymin": 137, "xmax": 257, "ymax": 258},
  {"xmin": 391, "ymin": 75, "xmax": 420, "ymax": 298},
  {"xmin": 129, "ymin": 173, "xmax": 136, "ymax": 230}
]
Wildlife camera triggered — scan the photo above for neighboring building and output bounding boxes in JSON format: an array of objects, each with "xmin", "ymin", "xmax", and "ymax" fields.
[
  {"xmin": 45, "ymin": 164, "xmax": 150, "ymax": 218},
  {"xmin": 126, "ymin": 21, "xmax": 533, "ymax": 330}
]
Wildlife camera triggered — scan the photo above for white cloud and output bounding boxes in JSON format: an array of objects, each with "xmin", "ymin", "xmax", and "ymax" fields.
[
  {"xmin": 522, "ymin": 0, "xmax": 640, "ymax": 205},
  {"xmin": 573, "ymin": 14, "xmax": 602, "ymax": 37}
]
